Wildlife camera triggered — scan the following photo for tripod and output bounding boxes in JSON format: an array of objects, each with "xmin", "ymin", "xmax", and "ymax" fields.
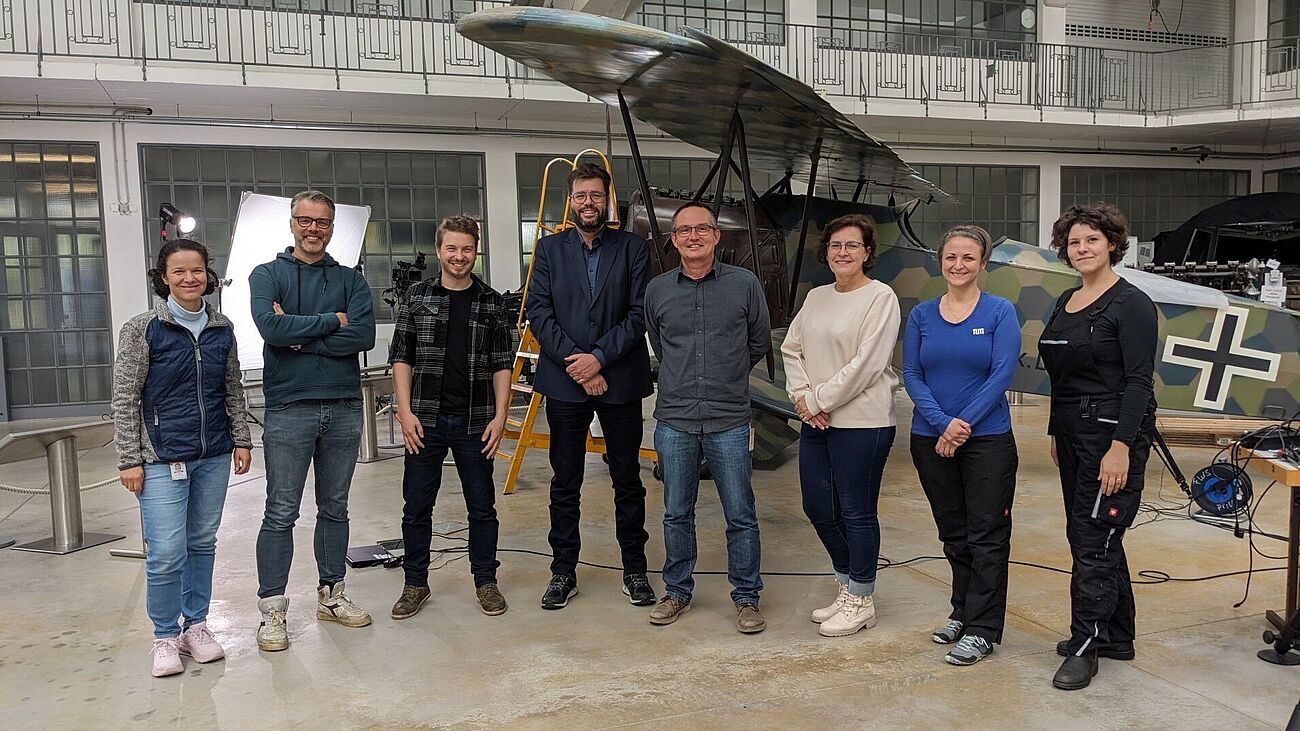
[{"xmin": 1260, "ymin": 605, "xmax": 1300, "ymax": 666}]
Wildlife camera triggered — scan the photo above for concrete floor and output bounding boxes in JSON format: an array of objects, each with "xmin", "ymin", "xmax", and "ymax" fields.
[{"xmin": 0, "ymin": 394, "xmax": 1297, "ymax": 730}]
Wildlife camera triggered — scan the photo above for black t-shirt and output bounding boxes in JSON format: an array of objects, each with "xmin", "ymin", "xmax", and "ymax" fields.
[{"xmin": 439, "ymin": 287, "xmax": 474, "ymax": 415}]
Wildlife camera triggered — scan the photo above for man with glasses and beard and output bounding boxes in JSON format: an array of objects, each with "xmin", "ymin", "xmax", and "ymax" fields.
[{"xmin": 525, "ymin": 163, "xmax": 656, "ymax": 611}]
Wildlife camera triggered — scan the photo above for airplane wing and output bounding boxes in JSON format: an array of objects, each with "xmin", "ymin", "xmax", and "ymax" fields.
[
  {"xmin": 508, "ymin": 0, "xmax": 643, "ymax": 20},
  {"xmin": 457, "ymin": 7, "xmax": 946, "ymax": 200}
]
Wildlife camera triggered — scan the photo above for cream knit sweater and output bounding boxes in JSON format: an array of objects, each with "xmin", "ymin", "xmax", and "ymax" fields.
[{"xmin": 780, "ymin": 279, "xmax": 901, "ymax": 428}]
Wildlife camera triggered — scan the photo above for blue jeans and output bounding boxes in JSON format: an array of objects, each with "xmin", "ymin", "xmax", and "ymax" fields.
[
  {"xmin": 655, "ymin": 422, "xmax": 762, "ymax": 606},
  {"xmin": 138, "ymin": 453, "xmax": 232, "ymax": 638},
  {"xmin": 799, "ymin": 425, "xmax": 895, "ymax": 596},
  {"xmin": 257, "ymin": 398, "xmax": 363, "ymax": 598},
  {"xmin": 402, "ymin": 413, "xmax": 499, "ymax": 588}
]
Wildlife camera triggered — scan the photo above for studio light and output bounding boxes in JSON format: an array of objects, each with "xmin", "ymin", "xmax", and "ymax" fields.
[{"xmin": 159, "ymin": 202, "xmax": 197, "ymax": 238}]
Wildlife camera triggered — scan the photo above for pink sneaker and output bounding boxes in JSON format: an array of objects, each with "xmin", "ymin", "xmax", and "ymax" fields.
[
  {"xmin": 178, "ymin": 622, "xmax": 226, "ymax": 663},
  {"xmin": 151, "ymin": 638, "xmax": 184, "ymax": 677}
]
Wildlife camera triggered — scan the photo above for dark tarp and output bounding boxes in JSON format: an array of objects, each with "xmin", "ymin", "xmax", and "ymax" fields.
[{"xmin": 1152, "ymin": 192, "xmax": 1300, "ymax": 264}]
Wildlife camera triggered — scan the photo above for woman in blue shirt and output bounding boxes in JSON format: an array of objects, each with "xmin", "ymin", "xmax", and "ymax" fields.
[{"xmin": 902, "ymin": 225, "xmax": 1020, "ymax": 667}]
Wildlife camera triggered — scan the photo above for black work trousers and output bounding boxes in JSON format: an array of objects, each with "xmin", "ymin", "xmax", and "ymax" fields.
[
  {"xmin": 911, "ymin": 431, "xmax": 1018, "ymax": 643},
  {"xmin": 545, "ymin": 397, "xmax": 649, "ymax": 578},
  {"xmin": 1054, "ymin": 404, "xmax": 1153, "ymax": 656}
]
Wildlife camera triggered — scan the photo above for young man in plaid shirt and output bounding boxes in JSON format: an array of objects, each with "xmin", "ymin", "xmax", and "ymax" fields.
[{"xmin": 389, "ymin": 215, "xmax": 514, "ymax": 619}]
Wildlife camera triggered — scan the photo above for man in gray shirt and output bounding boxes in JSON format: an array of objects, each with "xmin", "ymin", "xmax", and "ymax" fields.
[{"xmin": 643, "ymin": 201, "xmax": 771, "ymax": 634}]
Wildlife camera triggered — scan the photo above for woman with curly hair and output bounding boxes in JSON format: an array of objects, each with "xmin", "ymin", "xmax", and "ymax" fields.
[{"xmin": 1038, "ymin": 204, "xmax": 1157, "ymax": 691}]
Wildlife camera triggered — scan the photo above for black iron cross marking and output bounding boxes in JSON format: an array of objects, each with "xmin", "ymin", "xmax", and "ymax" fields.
[{"xmin": 1162, "ymin": 306, "xmax": 1280, "ymax": 411}]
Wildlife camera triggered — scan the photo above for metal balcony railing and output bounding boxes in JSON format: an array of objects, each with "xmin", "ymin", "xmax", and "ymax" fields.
[{"xmin": 1, "ymin": 0, "xmax": 1298, "ymax": 115}]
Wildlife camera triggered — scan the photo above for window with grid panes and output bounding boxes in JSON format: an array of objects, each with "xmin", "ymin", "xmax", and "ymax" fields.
[
  {"xmin": 1270, "ymin": 0, "xmax": 1300, "ymax": 72},
  {"xmin": 1060, "ymin": 167, "xmax": 1252, "ymax": 243},
  {"xmin": 817, "ymin": 0, "xmax": 1037, "ymax": 52},
  {"xmin": 863, "ymin": 164, "xmax": 1039, "ymax": 247},
  {"xmin": 140, "ymin": 145, "xmax": 486, "ymax": 322},
  {"xmin": 516, "ymin": 154, "xmax": 779, "ymax": 274},
  {"xmin": 1267, "ymin": 167, "xmax": 1300, "ymax": 194},
  {"xmin": 638, "ymin": 0, "xmax": 785, "ymax": 44},
  {"xmin": 0, "ymin": 142, "xmax": 112, "ymax": 418}
]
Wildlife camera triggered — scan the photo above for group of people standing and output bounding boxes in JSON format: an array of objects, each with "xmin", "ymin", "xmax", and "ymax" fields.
[
  {"xmin": 112, "ymin": 165, "xmax": 1157, "ymax": 694},
  {"xmin": 781, "ymin": 203, "xmax": 1157, "ymax": 691}
]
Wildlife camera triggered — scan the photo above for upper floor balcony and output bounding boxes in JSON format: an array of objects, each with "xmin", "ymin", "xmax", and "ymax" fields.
[{"xmin": 2, "ymin": 0, "xmax": 1299, "ymax": 123}]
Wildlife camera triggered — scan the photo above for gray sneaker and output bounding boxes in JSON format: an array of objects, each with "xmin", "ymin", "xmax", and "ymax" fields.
[
  {"xmin": 932, "ymin": 619, "xmax": 964, "ymax": 644},
  {"xmin": 945, "ymin": 634, "xmax": 993, "ymax": 666},
  {"xmin": 317, "ymin": 582, "xmax": 372, "ymax": 628},
  {"xmin": 256, "ymin": 595, "xmax": 289, "ymax": 652}
]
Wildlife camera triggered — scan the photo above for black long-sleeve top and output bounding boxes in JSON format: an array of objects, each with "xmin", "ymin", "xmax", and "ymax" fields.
[{"xmin": 1043, "ymin": 277, "xmax": 1158, "ymax": 446}]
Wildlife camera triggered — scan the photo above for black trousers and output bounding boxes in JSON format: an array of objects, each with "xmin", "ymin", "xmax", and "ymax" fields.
[
  {"xmin": 1054, "ymin": 407, "xmax": 1153, "ymax": 656},
  {"xmin": 911, "ymin": 431, "xmax": 1018, "ymax": 643},
  {"xmin": 401, "ymin": 412, "xmax": 499, "ymax": 589},
  {"xmin": 545, "ymin": 397, "xmax": 649, "ymax": 577}
]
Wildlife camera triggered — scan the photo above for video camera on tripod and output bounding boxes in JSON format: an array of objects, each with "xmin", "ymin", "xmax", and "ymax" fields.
[{"xmin": 382, "ymin": 251, "xmax": 427, "ymax": 309}]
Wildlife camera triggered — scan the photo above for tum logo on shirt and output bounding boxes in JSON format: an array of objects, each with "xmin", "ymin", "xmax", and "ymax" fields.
[{"xmin": 971, "ymin": 328, "xmax": 986, "ymax": 336}]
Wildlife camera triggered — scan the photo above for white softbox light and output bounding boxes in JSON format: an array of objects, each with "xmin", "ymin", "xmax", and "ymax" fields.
[{"xmin": 223, "ymin": 192, "xmax": 371, "ymax": 370}]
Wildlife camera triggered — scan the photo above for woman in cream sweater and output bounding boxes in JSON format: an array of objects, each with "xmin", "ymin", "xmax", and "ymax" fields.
[{"xmin": 781, "ymin": 213, "xmax": 901, "ymax": 638}]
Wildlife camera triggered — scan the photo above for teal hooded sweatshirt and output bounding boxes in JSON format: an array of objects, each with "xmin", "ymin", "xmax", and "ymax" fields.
[{"xmin": 249, "ymin": 249, "xmax": 376, "ymax": 408}]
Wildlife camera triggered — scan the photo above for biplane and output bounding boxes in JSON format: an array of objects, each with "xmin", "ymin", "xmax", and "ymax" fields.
[{"xmin": 458, "ymin": 6, "xmax": 1300, "ymax": 464}]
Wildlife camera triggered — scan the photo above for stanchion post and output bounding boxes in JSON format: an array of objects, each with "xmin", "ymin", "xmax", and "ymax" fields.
[
  {"xmin": 359, "ymin": 381, "xmax": 380, "ymax": 463},
  {"xmin": 14, "ymin": 436, "xmax": 122, "ymax": 554}
]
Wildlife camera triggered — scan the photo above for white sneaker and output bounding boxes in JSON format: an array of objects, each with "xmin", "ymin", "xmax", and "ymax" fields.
[
  {"xmin": 151, "ymin": 637, "xmax": 184, "ymax": 677},
  {"xmin": 811, "ymin": 580, "xmax": 849, "ymax": 624},
  {"xmin": 178, "ymin": 621, "xmax": 225, "ymax": 663},
  {"xmin": 818, "ymin": 593, "xmax": 877, "ymax": 637},
  {"xmin": 257, "ymin": 595, "xmax": 289, "ymax": 652},
  {"xmin": 317, "ymin": 582, "xmax": 372, "ymax": 628}
]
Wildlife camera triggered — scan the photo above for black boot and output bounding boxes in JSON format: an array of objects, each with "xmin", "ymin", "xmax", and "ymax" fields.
[
  {"xmin": 1052, "ymin": 651, "xmax": 1099, "ymax": 690},
  {"xmin": 1055, "ymin": 639, "xmax": 1134, "ymax": 661}
]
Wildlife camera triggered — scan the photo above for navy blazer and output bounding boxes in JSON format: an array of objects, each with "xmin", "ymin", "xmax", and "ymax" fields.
[{"xmin": 525, "ymin": 226, "xmax": 654, "ymax": 405}]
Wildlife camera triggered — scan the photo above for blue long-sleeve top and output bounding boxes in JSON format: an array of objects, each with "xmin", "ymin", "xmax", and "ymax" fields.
[{"xmin": 902, "ymin": 292, "xmax": 1021, "ymax": 438}]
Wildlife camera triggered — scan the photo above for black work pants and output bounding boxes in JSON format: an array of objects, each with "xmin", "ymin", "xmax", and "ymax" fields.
[
  {"xmin": 911, "ymin": 431, "xmax": 1018, "ymax": 643},
  {"xmin": 545, "ymin": 397, "xmax": 649, "ymax": 578},
  {"xmin": 1054, "ymin": 406, "xmax": 1153, "ymax": 656}
]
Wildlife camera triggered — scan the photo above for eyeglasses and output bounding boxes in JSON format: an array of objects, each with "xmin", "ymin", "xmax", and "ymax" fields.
[
  {"xmin": 827, "ymin": 241, "xmax": 864, "ymax": 253},
  {"xmin": 672, "ymin": 224, "xmax": 717, "ymax": 237},
  {"xmin": 570, "ymin": 191, "xmax": 607, "ymax": 204},
  {"xmin": 293, "ymin": 216, "xmax": 334, "ymax": 229}
]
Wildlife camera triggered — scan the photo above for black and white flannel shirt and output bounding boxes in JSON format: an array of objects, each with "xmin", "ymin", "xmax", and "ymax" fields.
[{"xmin": 389, "ymin": 274, "xmax": 515, "ymax": 434}]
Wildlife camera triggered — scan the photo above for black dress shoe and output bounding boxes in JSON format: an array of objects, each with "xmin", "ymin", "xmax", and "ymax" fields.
[
  {"xmin": 622, "ymin": 574, "xmax": 656, "ymax": 606},
  {"xmin": 1055, "ymin": 639, "xmax": 1134, "ymax": 661},
  {"xmin": 540, "ymin": 574, "xmax": 578, "ymax": 610},
  {"xmin": 1052, "ymin": 652, "xmax": 1099, "ymax": 691}
]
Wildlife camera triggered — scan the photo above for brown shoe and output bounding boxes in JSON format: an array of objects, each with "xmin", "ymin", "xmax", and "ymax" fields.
[
  {"xmin": 391, "ymin": 585, "xmax": 430, "ymax": 620},
  {"xmin": 737, "ymin": 603, "xmax": 766, "ymax": 634},
  {"xmin": 648, "ymin": 596, "xmax": 691, "ymax": 626},
  {"xmin": 476, "ymin": 583, "xmax": 508, "ymax": 616}
]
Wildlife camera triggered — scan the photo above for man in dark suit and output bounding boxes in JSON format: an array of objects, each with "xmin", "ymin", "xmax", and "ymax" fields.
[{"xmin": 525, "ymin": 163, "xmax": 655, "ymax": 611}]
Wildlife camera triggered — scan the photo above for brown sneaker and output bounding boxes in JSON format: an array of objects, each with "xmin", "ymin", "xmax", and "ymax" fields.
[
  {"xmin": 737, "ymin": 603, "xmax": 766, "ymax": 634},
  {"xmin": 476, "ymin": 583, "xmax": 508, "ymax": 616},
  {"xmin": 391, "ymin": 585, "xmax": 430, "ymax": 620},
  {"xmin": 648, "ymin": 596, "xmax": 691, "ymax": 626}
]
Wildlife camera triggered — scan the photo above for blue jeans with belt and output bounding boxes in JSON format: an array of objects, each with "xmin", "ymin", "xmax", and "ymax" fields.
[
  {"xmin": 256, "ymin": 398, "xmax": 363, "ymax": 598},
  {"xmin": 138, "ymin": 453, "xmax": 233, "ymax": 638}
]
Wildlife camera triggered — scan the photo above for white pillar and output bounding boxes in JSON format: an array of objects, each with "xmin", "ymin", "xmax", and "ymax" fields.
[
  {"xmin": 1038, "ymin": 159, "xmax": 1062, "ymax": 248},
  {"xmin": 483, "ymin": 146, "xmax": 522, "ymax": 291},
  {"xmin": 1039, "ymin": 0, "xmax": 1069, "ymax": 45}
]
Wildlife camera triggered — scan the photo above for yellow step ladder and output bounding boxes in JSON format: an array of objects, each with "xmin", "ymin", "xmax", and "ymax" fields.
[{"xmin": 495, "ymin": 149, "xmax": 657, "ymax": 495}]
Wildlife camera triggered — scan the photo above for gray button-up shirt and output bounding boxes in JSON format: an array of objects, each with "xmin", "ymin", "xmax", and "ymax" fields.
[{"xmin": 645, "ymin": 262, "xmax": 771, "ymax": 434}]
